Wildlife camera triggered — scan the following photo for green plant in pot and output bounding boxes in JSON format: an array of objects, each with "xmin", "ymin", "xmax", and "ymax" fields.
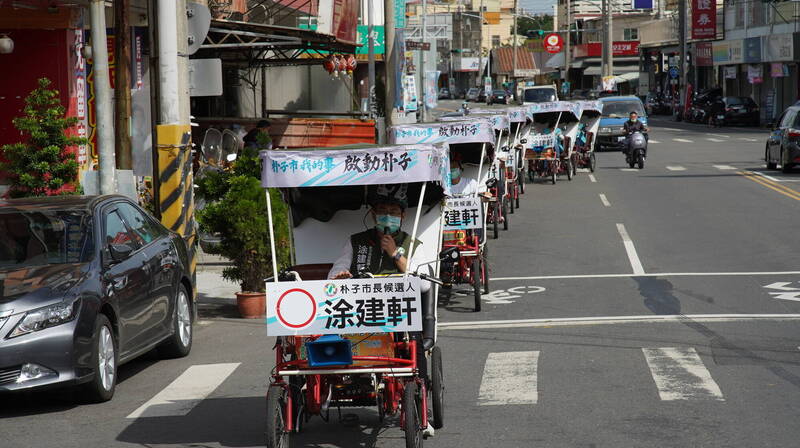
[{"xmin": 196, "ymin": 153, "xmax": 290, "ymax": 318}]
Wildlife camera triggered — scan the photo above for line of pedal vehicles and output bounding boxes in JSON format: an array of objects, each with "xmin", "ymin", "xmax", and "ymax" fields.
[{"xmin": 257, "ymin": 100, "xmax": 604, "ymax": 447}]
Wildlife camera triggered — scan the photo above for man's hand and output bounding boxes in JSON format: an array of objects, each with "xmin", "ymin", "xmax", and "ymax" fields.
[
  {"xmin": 380, "ymin": 234, "xmax": 398, "ymax": 256},
  {"xmin": 332, "ymin": 270, "xmax": 353, "ymax": 279}
]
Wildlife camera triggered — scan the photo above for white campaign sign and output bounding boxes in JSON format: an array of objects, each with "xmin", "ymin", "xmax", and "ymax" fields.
[
  {"xmin": 266, "ymin": 277, "xmax": 422, "ymax": 336},
  {"xmin": 443, "ymin": 197, "xmax": 483, "ymax": 230}
]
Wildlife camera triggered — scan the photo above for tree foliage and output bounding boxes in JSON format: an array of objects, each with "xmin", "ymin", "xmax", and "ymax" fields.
[
  {"xmin": 514, "ymin": 15, "xmax": 554, "ymax": 37},
  {"xmin": 0, "ymin": 78, "xmax": 85, "ymax": 198},
  {"xmin": 196, "ymin": 152, "xmax": 291, "ymax": 293}
]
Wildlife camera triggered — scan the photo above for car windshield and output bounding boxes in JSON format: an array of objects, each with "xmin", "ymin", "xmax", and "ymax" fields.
[
  {"xmin": 524, "ymin": 88, "xmax": 557, "ymax": 102},
  {"xmin": 493, "ymin": 90, "xmax": 505, "ymax": 95},
  {"xmin": 602, "ymin": 101, "xmax": 645, "ymax": 118},
  {"xmin": 468, "ymin": 88, "xmax": 478, "ymax": 94},
  {"xmin": 0, "ymin": 210, "xmax": 95, "ymax": 268},
  {"xmin": 726, "ymin": 97, "xmax": 744, "ymax": 105}
]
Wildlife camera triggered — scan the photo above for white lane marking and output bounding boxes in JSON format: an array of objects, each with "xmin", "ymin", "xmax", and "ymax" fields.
[
  {"xmin": 666, "ymin": 166, "xmax": 686, "ymax": 171},
  {"xmin": 616, "ymin": 223, "xmax": 645, "ymax": 275},
  {"xmin": 738, "ymin": 137, "xmax": 758, "ymax": 142},
  {"xmin": 577, "ymin": 168, "xmax": 591, "ymax": 173},
  {"xmin": 642, "ymin": 348, "xmax": 724, "ymax": 401},
  {"xmin": 599, "ymin": 193, "xmax": 611, "ymax": 206},
  {"xmin": 713, "ymin": 165, "xmax": 737, "ymax": 170},
  {"xmin": 673, "ymin": 138, "xmax": 693, "ymax": 143},
  {"xmin": 588, "ymin": 174, "xmax": 597, "ymax": 183},
  {"xmin": 440, "ymin": 314, "xmax": 800, "ymax": 330},
  {"xmin": 490, "ymin": 270, "xmax": 800, "ymax": 281},
  {"xmin": 620, "ymin": 168, "xmax": 638, "ymax": 172},
  {"xmin": 706, "ymin": 138, "xmax": 725, "ymax": 143},
  {"xmin": 709, "ymin": 133, "xmax": 729, "ymax": 138},
  {"xmin": 750, "ymin": 170, "xmax": 781, "ymax": 182},
  {"xmin": 657, "ymin": 127, "xmax": 682, "ymax": 132},
  {"xmin": 649, "ymin": 139, "xmax": 661, "ymax": 144},
  {"xmin": 127, "ymin": 363, "xmax": 241, "ymax": 418},
  {"xmin": 478, "ymin": 352, "xmax": 539, "ymax": 405}
]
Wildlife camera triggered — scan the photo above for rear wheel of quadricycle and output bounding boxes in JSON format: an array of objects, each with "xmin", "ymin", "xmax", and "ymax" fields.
[
  {"xmin": 403, "ymin": 382, "xmax": 423, "ymax": 448},
  {"xmin": 502, "ymin": 198, "xmax": 509, "ymax": 230},
  {"xmin": 550, "ymin": 164, "xmax": 557, "ymax": 185},
  {"xmin": 637, "ymin": 152, "xmax": 645, "ymax": 169},
  {"xmin": 430, "ymin": 346, "xmax": 445, "ymax": 429},
  {"xmin": 527, "ymin": 164, "xmax": 535, "ymax": 183},
  {"xmin": 589, "ymin": 152, "xmax": 596, "ymax": 172},
  {"xmin": 573, "ymin": 156, "xmax": 578, "ymax": 176},
  {"xmin": 509, "ymin": 187, "xmax": 515, "ymax": 214},
  {"xmin": 492, "ymin": 202, "xmax": 499, "ymax": 239},
  {"xmin": 519, "ymin": 168, "xmax": 526, "ymax": 193},
  {"xmin": 566, "ymin": 160, "xmax": 573, "ymax": 180},
  {"xmin": 472, "ymin": 258, "xmax": 482, "ymax": 312},
  {"xmin": 266, "ymin": 386, "xmax": 291, "ymax": 448},
  {"xmin": 481, "ymin": 246, "xmax": 489, "ymax": 295}
]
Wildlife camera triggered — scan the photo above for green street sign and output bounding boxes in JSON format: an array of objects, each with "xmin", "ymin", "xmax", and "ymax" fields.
[
  {"xmin": 356, "ymin": 25, "xmax": 385, "ymax": 55},
  {"xmin": 396, "ymin": 0, "xmax": 406, "ymax": 28}
]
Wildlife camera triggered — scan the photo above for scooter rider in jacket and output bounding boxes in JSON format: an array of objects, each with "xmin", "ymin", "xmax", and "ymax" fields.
[{"xmin": 623, "ymin": 111, "xmax": 648, "ymax": 154}]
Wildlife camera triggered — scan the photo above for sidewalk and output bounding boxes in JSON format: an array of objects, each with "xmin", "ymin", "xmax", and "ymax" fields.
[{"xmin": 194, "ymin": 247, "xmax": 241, "ymax": 319}]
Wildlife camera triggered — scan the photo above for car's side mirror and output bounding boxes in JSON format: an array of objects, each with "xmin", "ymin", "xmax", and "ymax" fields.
[
  {"xmin": 108, "ymin": 243, "xmax": 134, "ymax": 263},
  {"xmin": 439, "ymin": 247, "xmax": 460, "ymax": 261}
]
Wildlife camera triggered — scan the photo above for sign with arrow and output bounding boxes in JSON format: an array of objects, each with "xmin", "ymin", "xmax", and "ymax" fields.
[{"xmin": 763, "ymin": 282, "xmax": 800, "ymax": 302}]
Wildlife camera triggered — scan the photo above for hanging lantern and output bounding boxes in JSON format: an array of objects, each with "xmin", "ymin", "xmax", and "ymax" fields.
[
  {"xmin": 323, "ymin": 56, "xmax": 336, "ymax": 76},
  {"xmin": 345, "ymin": 55, "xmax": 357, "ymax": 75},
  {"xmin": 0, "ymin": 34, "xmax": 14, "ymax": 54},
  {"xmin": 335, "ymin": 54, "xmax": 346, "ymax": 75}
]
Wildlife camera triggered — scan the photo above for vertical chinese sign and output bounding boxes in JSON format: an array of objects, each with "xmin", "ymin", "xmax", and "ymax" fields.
[{"xmin": 691, "ymin": 0, "xmax": 716, "ymax": 40}]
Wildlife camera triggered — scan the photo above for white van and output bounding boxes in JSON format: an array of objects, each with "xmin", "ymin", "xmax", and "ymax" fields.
[{"xmin": 521, "ymin": 85, "xmax": 559, "ymax": 104}]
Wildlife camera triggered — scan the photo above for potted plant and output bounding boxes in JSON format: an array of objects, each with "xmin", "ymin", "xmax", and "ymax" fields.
[{"xmin": 196, "ymin": 153, "xmax": 290, "ymax": 318}]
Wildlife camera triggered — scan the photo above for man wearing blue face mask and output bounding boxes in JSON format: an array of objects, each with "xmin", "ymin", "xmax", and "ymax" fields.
[{"xmin": 328, "ymin": 184, "xmax": 421, "ymax": 279}]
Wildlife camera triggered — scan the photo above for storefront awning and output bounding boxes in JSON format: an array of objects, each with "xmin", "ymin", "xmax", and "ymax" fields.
[
  {"xmin": 583, "ymin": 63, "xmax": 640, "ymax": 76},
  {"xmin": 197, "ymin": 18, "xmax": 359, "ymax": 67},
  {"xmin": 545, "ymin": 52, "xmax": 564, "ymax": 69},
  {"xmin": 612, "ymin": 72, "xmax": 640, "ymax": 83}
]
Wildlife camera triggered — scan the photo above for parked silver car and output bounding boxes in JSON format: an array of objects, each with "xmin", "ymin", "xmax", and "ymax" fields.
[{"xmin": 766, "ymin": 105, "xmax": 800, "ymax": 173}]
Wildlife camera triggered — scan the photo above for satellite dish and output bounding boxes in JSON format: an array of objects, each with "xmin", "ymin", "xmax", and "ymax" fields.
[{"xmin": 186, "ymin": 2, "xmax": 211, "ymax": 55}]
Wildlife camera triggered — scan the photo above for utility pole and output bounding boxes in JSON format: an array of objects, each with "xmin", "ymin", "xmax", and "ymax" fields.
[
  {"xmin": 512, "ymin": 0, "xmax": 517, "ymax": 85},
  {"xmin": 115, "ymin": 0, "xmax": 132, "ymax": 170},
  {"xmin": 420, "ymin": 0, "xmax": 427, "ymax": 121},
  {"xmin": 477, "ymin": 0, "xmax": 484, "ymax": 87},
  {"xmin": 367, "ymin": 0, "xmax": 376, "ymax": 117},
  {"xmin": 564, "ymin": 0, "xmax": 570, "ymax": 90},
  {"xmin": 384, "ymin": 0, "xmax": 396, "ymax": 127},
  {"xmin": 678, "ymin": 0, "xmax": 687, "ymax": 119},
  {"xmin": 89, "ymin": 0, "xmax": 115, "ymax": 194},
  {"xmin": 601, "ymin": 0, "xmax": 613, "ymax": 78}
]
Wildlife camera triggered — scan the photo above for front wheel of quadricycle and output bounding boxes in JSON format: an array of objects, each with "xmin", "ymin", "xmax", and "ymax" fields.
[
  {"xmin": 527, "ymin": 166, "xmax": 535, "ymax": 183},
  {"xmin": 472, "ymin": 258, "xmax": 482, "ymax": 312},
  {"xmin": 403, "ymin": 382, "xmax": 423, "ymax": 448},
  {"xmin": 637, "ymin": 153, "xmax": 645, "ymax": 169},
  {"xmin": 502, "ymin": 198, "xmax": 509, "ymax": 230},
  {"xmin": 430, "ymin": 346, "xmax": 445, "ymax": 429},
  {"xmin": 566, "ymin": 160, "xmax": 573, "ymax": 180},
  {"xmin": 589, "ymin": 152, "xmax": 597, "ymax": 172},
  {"xmin": 266, "ymin": 386, "xmax": 290, "ymax": 448},
  {"xmin": 519, "ymin": 170, "xmax": 526, "ymax": 194},
  {"xmin": 550, "ymin": 166, "xmax": 557, "ymax": 184},
  {"xmin": 492, "ymin": 202, "xmax": 499, "ymax": 239},
  {"xmin": 481, "ymin": 246, "xmax": 490, "ymax": 295},
  {"xmin": 573, "ymin": 156, "xmax": 578, "ymax": 176},
  {"xmin": 508, "ymin": 187, "xmax": 515, "ymax": 214}
]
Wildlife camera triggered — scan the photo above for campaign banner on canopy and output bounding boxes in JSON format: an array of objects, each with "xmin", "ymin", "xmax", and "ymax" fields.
[
  {"xmin": 576, "ymin": 100, "xmax": 603, "ymax": 113},
  {"xmin": 260, "ymin": 145, "xmax": 449, "ymax": 188},
  {"xmin": 528, "ymin": 101, "xmax": 582, "ymax": 118},
  {"xmin": 443, "ymin": 197, "xmax": 483, "ymax": 230},
  {"xmin": 505, "ymin": 107, "xmax": 531, "ymax": 123},
  {"xmin": 266, "ymin": 277, "xmax": 422, "ymax": 336},
  {"xmin": 389, "ymin": 120, "xmax": 496, "ymax": 145},
  {"xmin": 464, "ymin": 111, "xmax": 511, "ymax": 131}
]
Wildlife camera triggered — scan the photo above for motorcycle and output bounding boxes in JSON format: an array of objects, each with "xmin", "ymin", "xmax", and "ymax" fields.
[{"xmin": 624, "ymin": 131, "xmax": 648, "ymax": 169}]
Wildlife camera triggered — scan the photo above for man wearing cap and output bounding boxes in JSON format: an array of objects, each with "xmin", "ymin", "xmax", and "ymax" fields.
[
  {"xmin": 328, "ymin": 184, "xmax": 421, "ymax": 280},
  {"xmin": 243, "ymin": 120, "xmax": 272, "ymax": 149}
]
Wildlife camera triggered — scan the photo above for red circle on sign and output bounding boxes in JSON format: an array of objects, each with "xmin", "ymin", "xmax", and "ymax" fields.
[
  {"xmin": 276, "ymin": 288, "xmax": 317, "ymax": 329},
  {"xmin": 544, "ymin": 33, "xmax": 563, "ymax": 54}
]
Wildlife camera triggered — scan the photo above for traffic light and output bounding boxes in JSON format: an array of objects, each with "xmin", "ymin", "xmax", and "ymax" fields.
[{"xmin": 525, "ymin": 29, "xmax": 546, "ymax": 38}]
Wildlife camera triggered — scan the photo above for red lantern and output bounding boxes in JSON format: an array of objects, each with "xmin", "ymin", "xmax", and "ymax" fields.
[
  {"xmin": 323, "ymin": 57, "xmax": 335, "ymax": 75},
  {"xmin": 335, "ymin": 54, "xmax": 346, "ymax": 74},
  {"xmin": 345, "ymin": 55, "xmax": 357, "ymax": 75}
]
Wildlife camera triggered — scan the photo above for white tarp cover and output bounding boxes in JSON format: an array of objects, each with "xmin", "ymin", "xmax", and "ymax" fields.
[
  {"xmin": 528, "ymin": 101, "xmax": 583, "ymax": 119},
  {"xmin": 260, "ymin": 144, "xmax": 450, "ymax": 189},
  {"xmin": 576, "ymin": 100, "xmax": 603, "ymax": 113},
  {"xmin": 389, "ymin": 120, "xmax": 496, "ymax": 145}
]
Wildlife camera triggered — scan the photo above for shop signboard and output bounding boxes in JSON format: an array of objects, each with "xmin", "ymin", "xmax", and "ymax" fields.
[
  {"xmin": 691, "ymin": 0, "xmax": 716, "ymax": 39},
  {"xmin": 573, "ymin": 41, "xmax": 639, "ymax": 58},
  {"xmin": 723, "ymin": 66, "xmax": 737, "ymax": 79},
  {"xmin": 712, "ymin": 40, "xmax": 742, "ymax": 65},
  {"xmin": 317, "ymin": 0, "xmax": 359, "ymax": 44},
  {"xmin": 454, "ymin": 56, "xmax": 481, "ymax": 72},
  {"xmin": 743, "ymin": 37, "xmax": 761, "ymax": 63},
  {"xmin": 747, "ymin": 64, "xmax": 763, "ymax": 84},
  {"xmin": 770, "ymin": 62, "xmax": 788, "ymax": 78},
  {"xmin": 695, "ymin": 42, "xmax": 713, "ymax": 66},
  {"xmin": 763, "ymin": 33, "xmax": 794, "ymax": 62},
  {"xmin": 356, "ymin": 25, "xmax": 385, "ymax": 55},
  {"xmin": 403, "ymin": 74, "xmax": 418, "ymax": 111}
]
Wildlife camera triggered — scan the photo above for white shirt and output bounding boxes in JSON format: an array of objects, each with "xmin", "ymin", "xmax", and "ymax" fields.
[{"xmin": 450, "ymin": 177, "xmax": 479, "ymax": 196}]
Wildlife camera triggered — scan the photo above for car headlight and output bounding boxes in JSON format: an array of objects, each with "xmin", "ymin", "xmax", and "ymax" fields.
[
  {"xmin": 600, "ymin": 127, "xmax": 611, "ymax": 133},
  {"xmin": 8, "ymin": 298, "xmax": 81, "ymax": 338}
]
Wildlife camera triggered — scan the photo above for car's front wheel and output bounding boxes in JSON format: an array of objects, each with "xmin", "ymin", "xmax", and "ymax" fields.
[
  {"xmin": 766, "ymin": 146, "xmax": 777, "ymax": 170},
  {"xmin": 160, "ymin": 284, "xmax": 193, "ymax": 358},
  {"xmin": 80, "ymin": 314, "xmax": 117, "ymax": 403}
]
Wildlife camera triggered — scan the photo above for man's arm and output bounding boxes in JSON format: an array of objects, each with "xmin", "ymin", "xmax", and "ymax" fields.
[{"xmin": 327, "ymin": 241, "xmax": 353, "ymax": 279}]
